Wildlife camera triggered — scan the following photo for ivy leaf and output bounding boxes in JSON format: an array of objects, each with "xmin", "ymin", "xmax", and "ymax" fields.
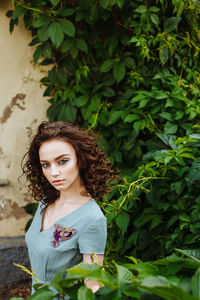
[
  {"xmin": 70, "ymin": 44, "xmax": 78, "ymax": 59},
  {"xmin": 174, "ymin": 110, "xmax": 184, "ymax": 120},
  {"xmin": 134, "ymin": 120, "xmax": 144, "ymax": 134},
  {"xmin": 102, "ymin": 87, "xmax": 115, "ymax": 97},
  {"xmin": 6, "ymin": 10, "xmax": 13, "ymax": 18},
  {"xmin": 108, "ymin": 36, "xmax": 119, "ymax": 56},
  {"xmin": 57, "ymin": 8, "xmax": 75, "ymax": 17},
  {"xmin": 116, "ymin": 212, "xmax": 130, "ymax": 233},
  {"xmin": 164, "ymin": 17, "xmax": 181, "ymax": 33},
  {"xmin": 8, "ymin": 18, "xmax": 18, "ymax": 33},
  {"xmin": 27, "ymin": 286, "xmax": 56, "ymax": 299},
  {"xmin": 29, "ymin": 38, "xmax": 40, "ymax": 46},
  {"xmin": 138, "ymin": 99, "xmax": 149, "ymax": 108},
  {"xmin": 75, "ymin": 39, "xmax": 88, "ymax": 52},
  {"xmin": 59, "ymin": 19, "xmax": 75, "ymax": 37},
  {"xmin": 179, "ymin": 214, "xmax": 191, "ymax": 223},
  {"xmin": 180, "ymin": 153, "xmax": 196, "ymax": 160},
  {"xmin": 113, "ymin": 62, "xmax": 126, "ymax": 83},
  {"xmin": 192, "ymin": 268, "xmax": 200, "ymax": 299},
  {"xmin": 33, "ymin": 44, "xmax": 43, "ymax": 63},
  {"xmin": 32, "ymin": 0, "xmax": 46, "ymax": 5},
  {"xmin": 134, "ymin": 5, "xmax": 147, "ymax": 14},
  {"xmin": 47, "ymin": 100, "xmax": 62, "ymax": 120},
  {"xmin": 61, "ymin": 39, "xmax": 73, "ymax": 53},
  {"xmin": 124, "ymin": 57, "xmax": 135, "ymax": 69},
  {"xmin": 150, "ymin": 6, "xmax": 160, "ymax": 13},
  {"xmin": 78, "ymin": 285, "xmax": 94, "ymax": 300},
  {"xmin": 117, "ymin": 0, "xmax": 124, "ymax": 9},
  {"xmin": 150, "ymin": 216, "xmax": 162, "ymax": 230},
  {"xmin": 116, "ymin": 264, "xmax": 132, "ymax": 285},
  {"xmin": 167, "ymin": 215, "xmax": 179, "ymax": 229},
  {"xmin": 150, "ymin": 14, "xmax": 159, "ymax": 25},
  {"xmin": 189, "ymin": 158, "xmax": 200, "ymax": 181},
  {"xmin": 74, "ymin": 95, "xmax": 89, "ymax": 107},
  {"xmin": 112, "ymin": 151, "xmax": 122, "ymax": 163},
  {"xmin": 124, "ymin": 114, "xmax": 140, "ymax": 123},
  {"xmin": 57, "ymin": 68, "xmax": 67, "ymax": 85},
  {"xmin": 23, "ymin": 203, "xmax": 38, "ymax": 216},
  {"xmin": 99, "ymin": 0, "xmax": 108, "ymax": 9},
  {"xmin": 108, "ymin": 111, "xmax": 122, "ymax": 125},
  {"xmin": 101, "ymin": 60, "xmax": 114, "ymax": 72},
  {"xmin": 48, "ymin": 66, "xmax": 57, "ymax": 85},
  {"xmin": 164, "ymin": 122, "xmax": 178, "ymax": 135},
  {"xmin": 38, "ymin": 26, "xmax": 49, "ymax": 42},
  {"xmin": 43, "ymin": 44, "xmax": 52, "ymax": 58},
  {"xmin": 89, "ymin": 4, "xmax": 99, "ymax": 24},
  {"xmin": 81, "ymin": 106, "xmax": 91, "ymax": 121},
  {"xmin": 159, "ymin": 112, "xmax": 172, "ymax": 121},
  {"xmin": 50, "ymin": 0, "xmax": 60, "ymax": 6},
  {"xmin": 40, "ymin": 58, "xmax": 54, "ymax": 66},
  {"xmin": 57, "ymin": 103, "xmax": 77, "ymax": 122},
  {"xmin": 159, "ymin": 44, "xmax": 169, "ymax": 66},
  {"xmin": 48, "ymin": 22, "xmax": 64, "ymax": 48},
  {"xmin": 13, "ymin": 6, "xmax": 26, "ymax": 20},
  {"xmin": 33, "ymin": 15, "xmax": 50, "ymax": 28}
]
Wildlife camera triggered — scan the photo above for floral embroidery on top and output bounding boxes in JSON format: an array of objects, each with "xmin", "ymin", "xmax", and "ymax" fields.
[{"xmin": 52, "ymin": 224, "xmax": 76, "ymax": 247}]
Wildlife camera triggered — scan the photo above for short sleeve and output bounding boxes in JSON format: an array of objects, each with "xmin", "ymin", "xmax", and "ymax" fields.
[{"xmin": 78, "ymin": 217, "xmax": 107, "ymax": 254}]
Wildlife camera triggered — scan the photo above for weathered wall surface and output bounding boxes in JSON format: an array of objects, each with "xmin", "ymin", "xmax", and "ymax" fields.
[{"xmin": 0, "ymin": 1, "xmax": 49, "ymax": 236}]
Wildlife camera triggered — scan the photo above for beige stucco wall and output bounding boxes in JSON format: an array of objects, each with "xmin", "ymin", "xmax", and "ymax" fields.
[{"xmin": 0, "ymin": 1, "xmax": 49, "ymax": 236}]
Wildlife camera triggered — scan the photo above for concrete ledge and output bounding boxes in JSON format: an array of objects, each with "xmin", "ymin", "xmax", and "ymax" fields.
[{"xmin": 0, "ymin": 236, "xmax": 31, "ymax": 288}]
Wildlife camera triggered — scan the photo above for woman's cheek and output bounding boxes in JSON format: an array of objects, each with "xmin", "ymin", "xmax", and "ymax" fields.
[{"xmin": 43, "ymin": 169, "xmax": 49, "ymax": 180}]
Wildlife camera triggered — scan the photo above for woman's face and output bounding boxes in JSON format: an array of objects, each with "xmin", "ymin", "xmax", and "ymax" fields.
[{"xmin": 39, "ymin": 139, "xmax": 81, "ymax": 192}]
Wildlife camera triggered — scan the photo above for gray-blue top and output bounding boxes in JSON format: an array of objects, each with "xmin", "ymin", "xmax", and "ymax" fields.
[{"xmin": 25, "ymin": 198, "xmax": 107, "ymax": 287}]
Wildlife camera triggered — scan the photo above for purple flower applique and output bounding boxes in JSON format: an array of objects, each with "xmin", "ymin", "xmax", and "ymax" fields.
[{"xmin": 52, "ymin": 224, "xmax": 76, "ymax": 247}]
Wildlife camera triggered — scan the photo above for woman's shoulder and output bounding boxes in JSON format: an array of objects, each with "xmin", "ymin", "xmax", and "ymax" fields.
[
  {"xmin": 88, "ymin": 198, "xmax": 105, "ymax": 214},
  {"xmin": 82, "ymin": 198, "xmax": 106, "ymax": 222},
  {"xmin": 77, "ymin": 199, "xmax": 107, "ymax": 235}
]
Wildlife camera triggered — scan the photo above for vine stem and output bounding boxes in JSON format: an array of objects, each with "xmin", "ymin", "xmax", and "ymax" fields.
[
  {"xmin": 114, "ymin": 18, "xmax": 133, "ymax": 32},
  {"xmin": 14, "ymin": 1, "xmax": 57, "ymax": 15},
  {"xmin": 87, "ymin": 103, "xmax": 103, "ymax": 132},
  {"xmin": 118, "ymin": 176, "xmax": 166, "ymax": 210},
  {"xmin": 147, "ymin": 113, "xmax": 161, "ymax": 133},
  {"xmin": 14, "ymin": 1, "xmax": 43, "ymax": 13},
  {"xmin": 178, "ymin": 57, "xmax": 188, "ymax": 86},
  {"xmin": 80, "ymin": 53, "xmax": 98, "ymax": 84}
]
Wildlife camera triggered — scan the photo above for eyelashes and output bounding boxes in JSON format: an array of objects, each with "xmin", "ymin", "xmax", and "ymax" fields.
[{"xmin": 58, "ymin": 159, "xmax": 69, "ymax": 165}]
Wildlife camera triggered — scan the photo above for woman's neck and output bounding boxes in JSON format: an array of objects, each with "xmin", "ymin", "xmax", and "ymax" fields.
[{"xmin": 57, "ymin": 185, "xmax": 90, "ymax": 205}]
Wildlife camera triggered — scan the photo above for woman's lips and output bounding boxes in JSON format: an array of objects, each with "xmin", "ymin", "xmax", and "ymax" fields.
[{"xmin": 52, "ymin": 180, "xmax": 64, "ymax": 185}]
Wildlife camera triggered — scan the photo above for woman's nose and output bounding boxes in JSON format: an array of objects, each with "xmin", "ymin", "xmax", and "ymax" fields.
[{"xmin": 50, "ymin": 164, "xmax": 60, "ymax": 176}]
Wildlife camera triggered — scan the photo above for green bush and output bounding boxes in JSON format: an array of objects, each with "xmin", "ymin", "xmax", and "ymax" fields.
[
  {"xmin": 8, "ymin": 0, "xmax": 200, "ymax": 260},
  {"xmin": 10, "ymin": 249, "xmax": 200, "ymax": 300}
]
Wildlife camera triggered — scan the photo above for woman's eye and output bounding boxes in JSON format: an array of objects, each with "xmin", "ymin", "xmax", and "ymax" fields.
[
  {"xmin": 41, "ymin": 163, "xmax": 49, "ymax": 169},
  {"xmin": 59, "ymin": 159, "xmax": 68, "ymax": 165}
]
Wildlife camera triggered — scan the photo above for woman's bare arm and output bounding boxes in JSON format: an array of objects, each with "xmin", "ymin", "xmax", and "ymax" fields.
[{"xmin": 83, "ymin": 253, "xmax": 104, "ymax": 293}]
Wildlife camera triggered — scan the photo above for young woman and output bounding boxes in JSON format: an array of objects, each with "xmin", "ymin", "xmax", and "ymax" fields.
[{"xmin": 23, "ymin": 121, "xmax": 114, "ymax": 298}]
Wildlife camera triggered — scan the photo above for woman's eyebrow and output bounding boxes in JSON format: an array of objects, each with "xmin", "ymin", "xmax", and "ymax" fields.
[
  {"xmin": 55, "ymin": 154, "xmax": 71, "ymax": 160},
  {"xmin": 40, "ymin": 154, "xmax": 71, "ymax": 162}
]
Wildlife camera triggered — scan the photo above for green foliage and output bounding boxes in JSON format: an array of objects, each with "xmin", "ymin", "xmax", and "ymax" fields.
[
  {"xmin": 13, "ymin": 250, "xmax": 200, "ymax": 299},
  {"xmin": 7, "ymin": 0, "xmax": 200, "ymax": 261},
  {"xmin": 23, "ymin": 202, "xmax": 38, "ymax": 231}
]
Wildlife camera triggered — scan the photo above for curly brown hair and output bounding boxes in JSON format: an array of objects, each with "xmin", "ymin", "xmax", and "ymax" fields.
[{"xmin": 22, "ymin": 121, "xmax": 115, "ymax": 206}]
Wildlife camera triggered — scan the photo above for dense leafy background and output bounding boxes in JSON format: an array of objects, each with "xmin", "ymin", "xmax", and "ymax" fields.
[{"xmin": 8, "ymin": 0, "xmax": 200, "ymax": 263}]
